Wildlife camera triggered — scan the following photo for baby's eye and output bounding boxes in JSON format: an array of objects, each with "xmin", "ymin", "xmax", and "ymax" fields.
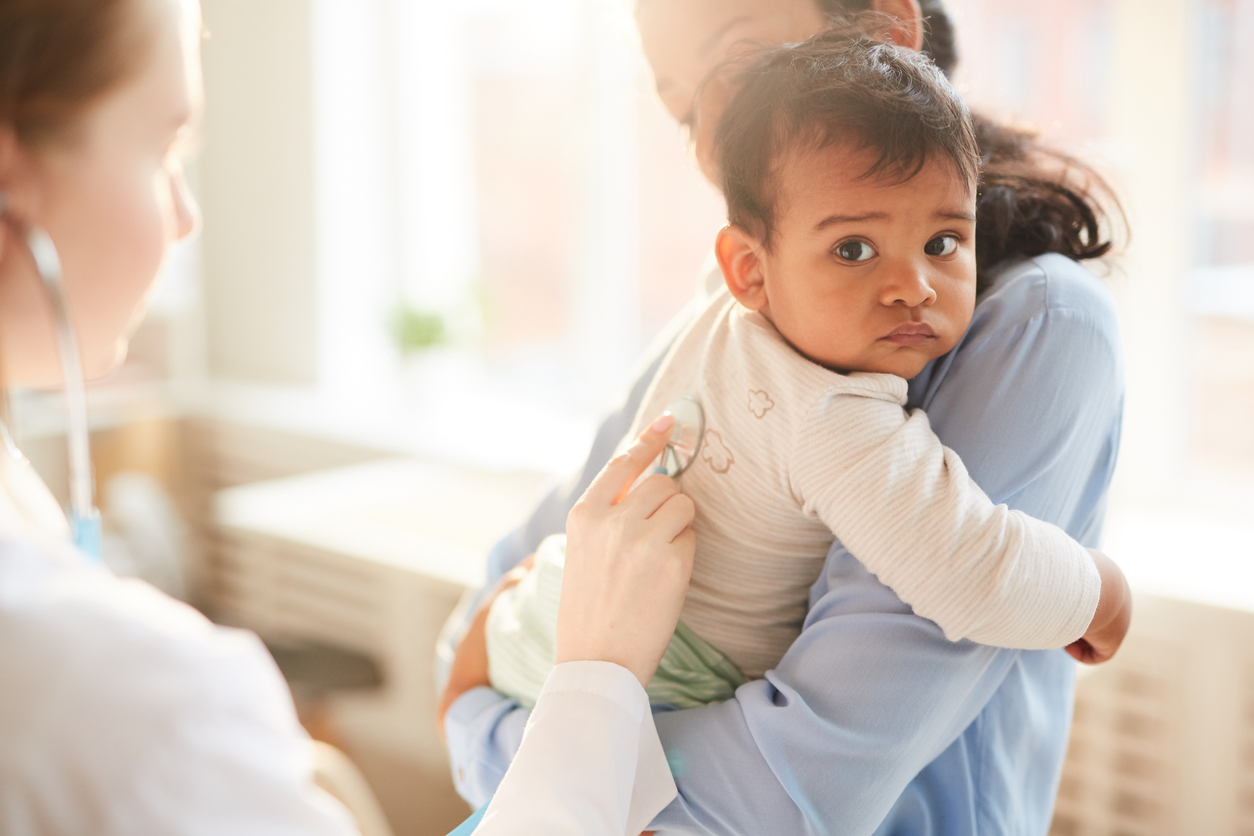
[
  {"xmin": 924, "ymin": 235, "xmax": 959, "ymax": 257},
  {"xmin": 835, "ymin": 240, "xmax": 876, "ymax": 262}
]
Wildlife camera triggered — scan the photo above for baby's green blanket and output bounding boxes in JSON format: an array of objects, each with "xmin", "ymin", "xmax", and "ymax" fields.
[{"xmin": 486, "ymin": 534, "xmax": 746, "ymax": 710}]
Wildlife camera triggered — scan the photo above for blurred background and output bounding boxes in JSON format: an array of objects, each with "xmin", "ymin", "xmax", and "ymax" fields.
[{"xmin": 7, "ymin": 0, "xmax": 1253, "ymax": 833}]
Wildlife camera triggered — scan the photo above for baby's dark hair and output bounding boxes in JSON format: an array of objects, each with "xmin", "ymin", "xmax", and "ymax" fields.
[
  {"xmin": 816, "ymin": 0, "xmax": 959, "ymax": 77},
  {"xmin": 716, "ymin": 28, "xmax": 1123, "ymax": 292},
  {"xmin": 716, "ymin": 31, "xmax": 979, "ymax": 251}
]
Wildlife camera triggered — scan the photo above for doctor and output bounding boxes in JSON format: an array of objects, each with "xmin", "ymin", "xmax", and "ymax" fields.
[{"xmin": 0, "ymin": 0, "xmax": 688, "ymax": 832}]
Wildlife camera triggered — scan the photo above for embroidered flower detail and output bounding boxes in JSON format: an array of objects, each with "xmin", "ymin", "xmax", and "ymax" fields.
[
  {"xmin": 747, "ymin": 390, "xmax": 774, "ymax": 419},
  {"xmin": 702, "ymin": 430, "xmax": 734, "ymax": 474}
]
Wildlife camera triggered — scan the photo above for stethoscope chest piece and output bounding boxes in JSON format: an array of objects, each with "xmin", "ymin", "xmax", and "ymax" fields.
[{"xmin": 657, "ymin": 397, "xmax": 704, "ymax": 478}]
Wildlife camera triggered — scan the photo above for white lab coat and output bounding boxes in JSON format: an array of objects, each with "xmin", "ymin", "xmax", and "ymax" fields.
[
  {"xmin": 473, "ymin": 661, "xmax": 678, "ymax": 835},
  {"xmin": 0, "ymin": 430, "xmax": 359, "ymax": 835},
  {"xmin": 0, "ymin": 427, "xmax": 678, "ymax": 836}
]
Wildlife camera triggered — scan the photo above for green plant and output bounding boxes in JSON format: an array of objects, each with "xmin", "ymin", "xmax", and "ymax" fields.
[{"xmin": 388, "ymin": 305, "xmax": 447, "ymax": 355}]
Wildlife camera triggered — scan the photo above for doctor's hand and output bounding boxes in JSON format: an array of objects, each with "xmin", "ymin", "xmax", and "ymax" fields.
[{"xmin": 556, "ymin": 413, "xmax": 697, "ymax": 689}]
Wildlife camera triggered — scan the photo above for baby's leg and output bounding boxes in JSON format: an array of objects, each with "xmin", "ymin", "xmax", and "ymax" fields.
[
  {"xmin": 485, "ymin": 535, "xmax": 566, "ymax": 708},
  {"xmin": 485, "ymin": 534, "xmax": 747, "ymax": 709}
]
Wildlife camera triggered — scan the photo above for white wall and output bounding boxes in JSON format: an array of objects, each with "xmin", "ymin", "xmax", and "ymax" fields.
[{"xmin": 199, "ymin": 0, "xmax": 319, "ymax": 384}]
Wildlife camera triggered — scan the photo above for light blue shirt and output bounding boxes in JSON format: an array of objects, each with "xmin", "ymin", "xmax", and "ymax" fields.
[{"xmin": 443, "ymin": 253, "xmax": 1124, "ymax": 835}]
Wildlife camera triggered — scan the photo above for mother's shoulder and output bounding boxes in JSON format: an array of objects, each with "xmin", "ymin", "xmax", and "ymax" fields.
[{"xmin": 974, "ymin": 253, "xmax": 1120, "ymax": 341}]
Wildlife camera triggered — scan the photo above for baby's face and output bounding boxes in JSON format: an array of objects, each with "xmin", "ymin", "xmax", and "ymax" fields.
[{"xmin": 749, "ymin": 144, "xmax": 977, "ymax": 380}]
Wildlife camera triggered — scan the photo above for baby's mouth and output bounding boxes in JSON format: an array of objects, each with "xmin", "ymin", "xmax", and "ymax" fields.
[{"xmin": 880, "ymin": 322, "xmax": 937, "ymax": 346}]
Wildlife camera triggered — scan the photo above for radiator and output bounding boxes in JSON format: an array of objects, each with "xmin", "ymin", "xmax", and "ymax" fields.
[{"xmin": 1052, "ymin": 594, "xmax": 1254, "ymax": 834}]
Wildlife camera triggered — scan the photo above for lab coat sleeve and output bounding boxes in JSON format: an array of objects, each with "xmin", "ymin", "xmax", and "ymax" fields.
[{"xmin": 473, "ymin": 661, "xmax": 676, "ymax": 836}]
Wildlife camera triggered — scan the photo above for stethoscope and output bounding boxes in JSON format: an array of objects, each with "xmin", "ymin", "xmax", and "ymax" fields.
[
  {"xmin": 655, "ymin": 396, "xmax": 705, "ymax": 477},
  {"xmin": 0, "ymin": 194, "xmax": 102, "ymax": 559}
]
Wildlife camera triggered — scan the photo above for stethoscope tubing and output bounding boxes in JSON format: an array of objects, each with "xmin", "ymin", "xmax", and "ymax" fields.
[{"xmin": 1, "ymin": 197, "xmax": 101, "ymax": 558}]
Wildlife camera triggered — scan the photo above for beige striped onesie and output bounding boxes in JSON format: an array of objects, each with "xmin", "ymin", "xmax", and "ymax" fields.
[
  {"xmin": 487, "ymin": 284, "xmax": 1102, "ymax": 703},
  {"xmin": 621, "ymin": 285, "xmax": 1100, "ymax": 679}
]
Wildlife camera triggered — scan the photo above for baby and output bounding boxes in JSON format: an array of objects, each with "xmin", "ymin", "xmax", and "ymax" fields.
[{"xmin": 486, "ymin": 34, "xmax": 1129, "ymax": 709}]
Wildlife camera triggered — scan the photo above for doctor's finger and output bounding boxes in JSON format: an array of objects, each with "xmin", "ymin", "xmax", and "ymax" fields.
[
  {"xmin": 647, "ymin": 493, "xmax": 696, "ymax": 543},
  {"xmin": 580, "ymin": 413, "xmax": 675, "ymax": 508},
  {"xmin": 619, "ymin": 472, "xmax": 680, "ymax": 519}
]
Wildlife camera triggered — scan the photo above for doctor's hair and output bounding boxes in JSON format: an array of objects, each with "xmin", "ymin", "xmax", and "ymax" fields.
[
  {"xmin": 715, "ymin": 30, "xmax": 1124, "ymax": 293},
  {"xmin": 0, "ymin": 0, "xmax": 155, "ymax": 146}
]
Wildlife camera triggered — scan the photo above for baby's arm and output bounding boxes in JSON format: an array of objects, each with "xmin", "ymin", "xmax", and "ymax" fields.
[{"xmin": 791, "ymin": 381, "xmax": 1124, "ymax": 652}]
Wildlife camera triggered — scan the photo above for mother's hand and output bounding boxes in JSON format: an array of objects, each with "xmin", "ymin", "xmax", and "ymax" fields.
[{"xmin": 556, "ymin": 413, "xmax": 697, "ymax": 688}]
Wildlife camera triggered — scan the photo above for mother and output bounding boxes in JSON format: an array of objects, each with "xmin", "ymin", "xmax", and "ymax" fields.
[{"xmin": 440, "ymin": 1, "xmax": 1125, "ymax": 833}]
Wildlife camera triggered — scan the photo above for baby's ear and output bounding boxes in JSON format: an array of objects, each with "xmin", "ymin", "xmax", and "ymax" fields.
[{"xmin": 715, "ymin": 224, "xmax": 769, "ymax": 311}]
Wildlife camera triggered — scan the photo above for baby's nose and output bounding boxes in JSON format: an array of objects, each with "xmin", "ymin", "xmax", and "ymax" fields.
[{"xmin": 880, "ymin": 263, "xmax": 938, "ymax": 308}]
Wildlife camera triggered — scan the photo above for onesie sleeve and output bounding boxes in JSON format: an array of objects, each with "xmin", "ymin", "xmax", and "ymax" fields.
[{"xmin": 789, "ymin": 375, "xmax": 1101, "ymax": 648}]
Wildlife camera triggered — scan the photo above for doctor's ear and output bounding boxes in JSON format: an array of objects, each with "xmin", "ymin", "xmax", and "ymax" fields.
[{"xmin": 715, "ymin": 223, "xmax": 769, "ymax": 311}]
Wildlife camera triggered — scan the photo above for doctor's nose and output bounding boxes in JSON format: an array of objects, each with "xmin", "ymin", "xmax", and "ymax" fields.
[{"xmin": 879, "ymin": 261, "xmax": 938, "ymax": 309}]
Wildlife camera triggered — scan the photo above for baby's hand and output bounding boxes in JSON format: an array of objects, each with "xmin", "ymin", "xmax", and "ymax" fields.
[{"xmin": 1066, "ymin": 549, "xmax": 1131, "ymax": 664}]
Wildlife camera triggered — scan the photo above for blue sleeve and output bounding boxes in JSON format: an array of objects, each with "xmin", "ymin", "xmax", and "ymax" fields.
[
  {"xmin": 909, "ymin": 255, "xmax": 1124, "ymax": 545},
  {"xmin": 648, "ymin": 257, "xmax": 1124, "ymax": 834}
]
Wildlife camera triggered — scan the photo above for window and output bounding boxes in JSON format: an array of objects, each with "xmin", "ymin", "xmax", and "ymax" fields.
[
  {"xmin": 304, "ymin": 0, "xmax": 723, "ymax": 470},
  {"xmin": 945, "ymin": 0, "xmax": 1254, "ymax": 599}
]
